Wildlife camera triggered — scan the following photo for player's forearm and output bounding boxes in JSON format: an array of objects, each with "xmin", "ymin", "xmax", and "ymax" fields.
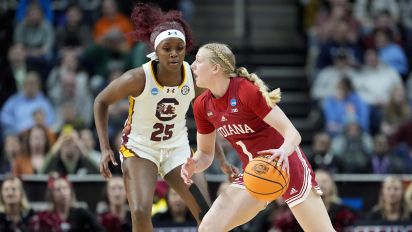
[
  {"xmin": 214, "ymin": 140, "xmax": 227, "ymax": 164},
  {"xmin": 94, "ymin": 97, "xmax": 111, "ymax": 150},
  {"xmin": 192, "ymin": 150, "xmax": 214, "ymax": 173},
  {"xmin": 279, "ymin": 127, "xmax": 301, "ymax": 156}
]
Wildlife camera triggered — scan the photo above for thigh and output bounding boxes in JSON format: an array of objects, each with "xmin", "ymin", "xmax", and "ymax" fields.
[
  {"xmin": 164, "ymin": 166, "xmax": 210, "ymax": 224},
  {"xmin": 202, "ymin": 185, "xmax": 267, "ymax": 231},
  {"xmin": 289, "ymin": 190, "xmax": 335, "ymax": 232},
  {"xmin": 122, "ymin": 156, "xmax": 159, "ymax": 210}
]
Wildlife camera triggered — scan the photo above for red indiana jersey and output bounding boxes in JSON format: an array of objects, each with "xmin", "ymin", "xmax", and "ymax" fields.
[{"xmin": 194, "ymin": 78, "xmax": 286, "ymax": 169}]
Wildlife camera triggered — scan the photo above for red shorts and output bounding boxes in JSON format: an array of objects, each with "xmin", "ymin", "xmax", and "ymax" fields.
[{"xmin": 231, "ymin": 147, "xmax": 322, "ymax": 208}]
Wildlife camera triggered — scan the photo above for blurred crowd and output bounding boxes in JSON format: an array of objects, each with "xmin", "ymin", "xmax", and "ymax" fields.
[
  {"xmin": 302, "ymin": 0, "xmax": 412, "ymax": 175},
  {"xmin": 0, "ymin": 0, "xmax": 411, "ymax": 231}
]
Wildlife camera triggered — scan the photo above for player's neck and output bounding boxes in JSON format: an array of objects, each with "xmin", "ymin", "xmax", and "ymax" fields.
[
  {"xmin": 155, "ymin": 62, "xmax": 183, "ymax": 86},
  {"xmin": 210, "ymin": 77, "xmax": 230, "ymax": 99}
]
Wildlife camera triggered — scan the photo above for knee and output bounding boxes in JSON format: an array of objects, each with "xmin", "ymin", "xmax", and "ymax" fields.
[{"xmin": 130, "ymin": 205, "xmax": 152, "ymax": 221}]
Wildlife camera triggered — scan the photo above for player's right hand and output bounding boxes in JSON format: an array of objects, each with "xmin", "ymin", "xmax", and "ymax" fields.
[
  {"xmin": 100, "ymin": 149, "xmax": 118, "ymax": 179},
  {"xmin": 181, "ymin": 157, "xmax": 196, "ymax": 185},
  {"xmin": 220, "ymin": 162, "xmax": 240, "ymax": 182}
]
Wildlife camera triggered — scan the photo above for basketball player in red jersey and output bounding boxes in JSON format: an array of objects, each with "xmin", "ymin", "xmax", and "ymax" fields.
[
  {"xmin": 181, "ymin": 43, "xmax": 336, "ymax": 231},
  {"xmin": 94, "ymin": 5, "xmax": 235, "ymax": 232}
]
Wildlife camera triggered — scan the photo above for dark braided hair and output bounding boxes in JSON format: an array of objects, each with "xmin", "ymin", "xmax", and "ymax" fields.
[{"xmin": 131, "ymin": 3, "xmax": 193, "ymax": 51}]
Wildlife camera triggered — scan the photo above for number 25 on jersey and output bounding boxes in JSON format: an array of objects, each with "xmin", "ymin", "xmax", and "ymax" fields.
[{"xmin": 150, "ymin": 123, "xmax": 174, "ymax": 141}]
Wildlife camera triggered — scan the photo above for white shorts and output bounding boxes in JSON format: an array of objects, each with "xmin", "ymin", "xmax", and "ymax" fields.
[{"xmin": 119, "ymin": 143, "xmax": 191, "ymax": 178}]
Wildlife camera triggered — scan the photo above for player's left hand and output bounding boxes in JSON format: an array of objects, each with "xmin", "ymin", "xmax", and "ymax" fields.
[
  {"xmin": 181, "ymin": 157, "xmax": 196, "ymax": 185},
  {"xmin": 257, "ymin": 149, "xmax": 289, "ymax": 171},
  {"xmin": 220, "ymin": 162, "xmax": 240, "ymax": 182}
]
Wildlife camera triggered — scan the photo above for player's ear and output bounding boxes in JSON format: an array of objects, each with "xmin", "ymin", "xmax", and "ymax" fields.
[{"xmin": 212, "ymin": 63, "xmax": 220, "ymax": 74}]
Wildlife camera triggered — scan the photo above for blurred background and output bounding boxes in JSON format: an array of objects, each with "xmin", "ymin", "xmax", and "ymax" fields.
[{"xmin": 0, "ymin": 0, "xmax": 411, "ymax": 231}]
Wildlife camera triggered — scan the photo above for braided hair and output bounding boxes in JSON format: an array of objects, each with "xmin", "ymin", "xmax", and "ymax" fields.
[{"xmin": 201, "ymin": 43, "xmax": 281, "ymax": 107}]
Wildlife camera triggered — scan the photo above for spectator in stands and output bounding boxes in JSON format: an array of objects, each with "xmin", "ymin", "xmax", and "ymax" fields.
[
  {"xmin": 381, "ymin": 85, "xmax": 411, "ymax": 136},
  {"xmin": 353, "ymin": 0, "xmax": 400, "ymax": 36},
  {"xmin": 331, "ymin": 122, "xmax": 373, "ymax": 173},
  {"xmin": 405, "ymin": 183, "xmax": 412, "ymax": 212},
  {"xmin": 308, "ymin": 132, "xmax": 342, "ymax": 173},
  {"xmin": 374, "ymin": 28, "xmax": 409, "ymax": 77},
  {"xmin": 54, "ymin": 102, "xmax": 86, "ymax": 133},
  {"xmin": 48, "ymin": 50, "xmax": 93, "ymax": 129},
  {"xmin": 103, "ymin": 68, "xmax": 129, "ymax": 138},
  {"xmin": 0, "ymin": 176, "xmax": 34, "ymax": 232},
  {"xmin": 0, "ymin": 71, "xmax": 55, "ymax": 136},
  {"xmin": 41, "ymin": 130, "xmax": 98, "ymax": 175},
  {"xmin": 370, "ymin": 134, "xmax": 406, "ymax": 174},
  {"xmin": 312, "ymin": 0, "xmax": 358, "ymax": 45},
  {"xmin": 315, "ymin": 20, "xmax": 362, "ymax": 70},
  {"xmin": 152, "ymin": 181, "xmax": 169, "ymax": 217},
  {"xmin": 30, "ymin": 175, "xmax": 104, "ymax": 231},
  {"xmin": 13, "ymin": 125, "xmax": 52, "ymax": 175},
  {"xmin": 367, "ymin": 175, "xmax": 412, "ymax": 224},
  {"xmin": 55, "ymin": 4, "xmax": 92, "ymax": 56},
  {"xmin": 390, "ymin": 118, "xmax": 412, "ymax": 172},
  {"xmin": 0, "ymin": 1, "xmax": 14, "ymax": 64},
  {"xmin": 14, "ymin": 2, "xmax": 54, "ymax": 77},
  {"xmin": 315, "ymin": 169, "xmax": 357, "ymax": 231},
  {"xmin": 152, "ymin": 188, "xmax": 196, "ymax": 227},
  {"xmin": 0, "ymin": 135, "xmax": 23, "ymax": 174},
  {"xmin": 399, "ymin": 0, "xmax": 412, "ymax": 66},
  {"xmin": 81, "ymin": 28, "xmax": 131, "ymax": 77},
  {"xmin": 0, "ymin": 42, "xmax": 22, "ymax": 114},
  {"xmin": 15, "ymin": 0, "xmax": 53, "ymax": 23},
  {"xmin": 79, "ymin": 128, "xmax": 101, "ymax": 167},
  {"xmin": 407, "ymin": 73, "xmax": 412, "ymax": 105},
  {"xmin": 322, "ymin": 77, "xmax": 370, "ymax": 136},
  {"xmin": 352, "ymin": 48, "xmax": 402, "ymax": 135},
  {"xmin": 311, "ymin": 48, "xmax": 357, "ymax": 102},
  {"xmin": 93, "ymin": 0, "xmax": 134, "ymax": 47},
  {"xmin": 5, "ymin": 44, "xmax": 28, "ymax": 91},
  {"xmin": 99, "ymin": 176, "xmax": 131, "ymax": 232}
]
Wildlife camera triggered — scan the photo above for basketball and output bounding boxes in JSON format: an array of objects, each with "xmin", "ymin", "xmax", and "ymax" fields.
[{"xmin": 243, "ymin": 156, "xmax": 289, "ymax": 201}]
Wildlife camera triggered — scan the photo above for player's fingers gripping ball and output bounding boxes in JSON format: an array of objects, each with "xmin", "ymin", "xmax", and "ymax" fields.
[{"xmin": 243, "ymin": 156, "xmax": 290, "ymax": 201}]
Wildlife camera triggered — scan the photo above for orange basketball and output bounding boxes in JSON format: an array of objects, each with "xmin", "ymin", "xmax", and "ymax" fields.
[{"xmin": 243, "ymin": 156, "xmax": 289, "ymax": 201}]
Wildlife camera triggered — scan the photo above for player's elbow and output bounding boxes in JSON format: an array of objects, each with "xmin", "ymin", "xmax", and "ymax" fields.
[
  {"xmin": 294, "ymin": 129, "xmax": 302, "ymax": 145},
  {"xmin": 288, "ymin": 127, "xmax": 301, "ymax": 146},
  {"xmin": 94, "ymin": 94, "xmax": 108, "ymax": 110}
]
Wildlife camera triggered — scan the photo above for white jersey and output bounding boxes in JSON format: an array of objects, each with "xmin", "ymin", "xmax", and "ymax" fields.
[{"xmin": 122, "ymin": 60, "xmax": 195, "ymax": 149}]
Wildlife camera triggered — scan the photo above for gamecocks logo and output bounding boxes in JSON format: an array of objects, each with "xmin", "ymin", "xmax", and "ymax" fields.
[{"xmin": 156, "ymin": 98, "xmax": 179, "ymax": 121}]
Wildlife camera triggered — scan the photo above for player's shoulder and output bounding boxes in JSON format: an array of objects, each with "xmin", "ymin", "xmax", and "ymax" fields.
[
  {"xmin": 121, "ymin": 67, "xmax": 146, "ymax": 84},
  {"xmin": 237, "ymin": 77, "xmax": 256, "ymax": 89},
  {"xmin": 194, "ymin": 90, "xmax": 209, "ymax": 102},
  {"xmin": 234, "ymin": 78, "xmax": 259, "ymax": 98},
  {"xmin": 194, "ymin": 90, "xmax": 210, "ymax": 108}
]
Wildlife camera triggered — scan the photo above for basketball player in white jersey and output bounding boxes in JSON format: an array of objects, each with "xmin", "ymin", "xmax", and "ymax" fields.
[{"xmin": 94, "ymin": 4, "xmax": 236, "ymax": 232}]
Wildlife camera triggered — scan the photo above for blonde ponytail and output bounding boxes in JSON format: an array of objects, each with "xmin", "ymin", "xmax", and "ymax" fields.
[
  {"xmin": 235, "ymin": 67, "xmax": 281, "ymax": 107},
  {"xmin": 201, "ymin": 43, "xmax": 281, "ymax": 106}
]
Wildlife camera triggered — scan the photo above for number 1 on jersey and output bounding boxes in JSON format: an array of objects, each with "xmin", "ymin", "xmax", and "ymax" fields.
[{"xmin": 235, "ymin": 140, "xmax": 253, "ymax": 161}]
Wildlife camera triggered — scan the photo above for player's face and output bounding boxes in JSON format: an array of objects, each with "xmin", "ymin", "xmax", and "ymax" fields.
[
  {"xmin": 191, "ymin": 48, "xmax": 214, "ymax": 88},
  {"xmin": 156, "ymin": 38, "xmax": 186, "ymax": 72}
]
